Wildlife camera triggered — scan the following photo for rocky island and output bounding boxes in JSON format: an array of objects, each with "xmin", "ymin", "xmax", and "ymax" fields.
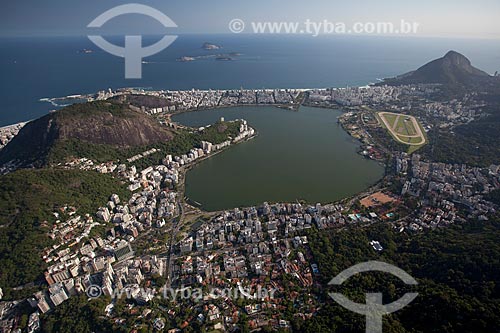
[{"xmin": 202, "ymin": 42, "xmax": 221, "ymax": 50}]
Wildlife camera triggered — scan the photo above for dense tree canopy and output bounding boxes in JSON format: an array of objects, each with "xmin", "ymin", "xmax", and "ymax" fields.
[{"xmin": 298, "ymin": 219, "xmax": 500, "ymax": 332}]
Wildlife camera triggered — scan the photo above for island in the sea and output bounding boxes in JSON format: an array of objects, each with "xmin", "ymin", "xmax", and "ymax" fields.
[
  {"xmin": 77, "ymin": 48, "xmax": 94, "ymax": 54},
  {"xmin": 177, "ymin": 53, "xmax": 239, "ymax": 62},
  {"xmin": 215, "ymin": 56, "xmax": 233, "ymax": 61},
  {"xmin": 174, "ymin": 43, "xmax": 242, "ymax": 62},
  {"xmin": 202, "ymin": 42, "xmax": 221, "ymax": 50},
  {"xmin": 177, "ymin": 56, "xmax": 196, "ymax": 62}
]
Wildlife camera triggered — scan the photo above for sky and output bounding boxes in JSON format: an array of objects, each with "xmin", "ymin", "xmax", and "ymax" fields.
[{"xmin": 1, "ymin": 0, "xmax": 500, "ymax": 39}]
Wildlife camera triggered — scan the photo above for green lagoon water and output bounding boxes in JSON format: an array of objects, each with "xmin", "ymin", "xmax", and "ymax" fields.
[{"xmin": 173, "ymin": 106, "xmax": 384, "ymax": 211}]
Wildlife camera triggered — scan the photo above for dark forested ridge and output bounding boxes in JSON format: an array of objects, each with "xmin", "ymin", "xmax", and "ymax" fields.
[{"xmin": 296, "ymin": 219, "xmax": 500, "ymax": 332}]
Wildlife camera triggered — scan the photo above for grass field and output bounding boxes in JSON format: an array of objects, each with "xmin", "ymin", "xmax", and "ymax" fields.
[
  {"xmin": 395, "ymin": 116, "xmax": 418, "ymax": 136},
  {"xmin": 377, "ymin": 111, "xmax": 427, "ymax": 153},
  {"xmin": 383, "ymin": 113, "xmax": 398, "ymax": 128},
  {"xmin": 407, "ymin": 136, "xmax": 425, "ymax": 144}
]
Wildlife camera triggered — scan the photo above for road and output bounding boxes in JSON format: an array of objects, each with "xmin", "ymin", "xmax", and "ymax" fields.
[{"xmin": 164, "ymin": 170, "xmax": 187, "ymax": 288}]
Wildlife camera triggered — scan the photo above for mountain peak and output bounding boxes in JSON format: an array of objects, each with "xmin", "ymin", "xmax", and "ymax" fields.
[
  {"xmin": 0, "ymin": 101, "xmax": 174, "ymax": 168},
  {"xmin": 380, "ymin": 50, "xmax": 493, "ymax": 89},
  {"xmin": 443, "ymin": 50, "xmax": 472, "ymax": 67},
  {"xmin": 444, "ymin": 50, "xmax": 465, "ymax": 59}
]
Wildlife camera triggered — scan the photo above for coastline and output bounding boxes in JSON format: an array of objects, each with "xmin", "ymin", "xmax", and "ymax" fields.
[
  {"xmin": 0, "ymin": 121, "xmax": 28, "ymax": 131},
  {"xmin": 0, "ymin": 121, "xmax": 28, "ymax": 150}
]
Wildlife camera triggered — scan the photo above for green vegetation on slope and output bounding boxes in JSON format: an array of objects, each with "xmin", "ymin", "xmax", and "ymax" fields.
[
  {"xmin": 110, "ymin": 94, "xmax": 172, "ymax": 109},
  {"xmin": 422, "ymin": 118, "xmax": 500, "ymax": 166},
  {"xmin": 41, "ymin": 295, "xmax": 115, "ymax": 333},
  {"xmin": 485, "ymin": 189, "xmax": 500, "ymax": 206},
  {"xmin": 47, "ymin": 120, "xmax": 243, "ymax": 170},
  {"xmin": 0, "ymin": 169, "xmax": 128, "ymax": 294},
  {"xmin": 295, "ymin": 219, "xmax": 500, "ymax": 332},
  {"xmin": 421, "ymin": 94, "xmax": 500, "ymax": 167},
  {"xmin": 53, "ymin": 101, "xmax": 134, "ymax": 119},
  {"xmin": 0, "ymin": 101, "xmax": 173, "ymax": 168}
]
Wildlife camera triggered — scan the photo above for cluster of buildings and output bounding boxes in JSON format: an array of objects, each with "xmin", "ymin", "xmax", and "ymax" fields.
[
  {"xmin": 307, "ymin": 84, "xmax": 486, "ymax": 130},
  {"xmin": 163, "ymin": 88, "xmax": 300, "ymax": 110},
  {"xmin": 35, "ymin": 186, "xmax": 163, "ymax": 313},
  {"xmin": 35, "ymin": 229, "xmax": 132, "ymax": 313},
  {"xmin": 156, "ymin": 199, "xmax": 403, "ymax": 331},
  {"xmin": 45, "ymin": 208, "xmax": 101, "ymax": 249},
  {"xmin": 237, "ymin": 90, "xmax": 258, "ymax": 104},
  {"xmin": 338, "ymin": 111, "xmax": 387, "ymax": 161},
  {"xmin": 78, "ymin": 87, "xmax": 302, "ymax": 114},
  {"xmin": 168, "ymin": 203, "xmax": 328, "ymax": 331},
  {"xmin": 0, "ymin": 122, "xmax": 26, "ymax": 150},
  {"xmin": 78, "ymin": 85, "xmax": 486, "ymax": 131},
  {"xmin": 19, "ymin": 200, "xmax": 389, "ymax": 332},
  {"xmin": 161, "ymin": 121, "xmax": 255, "ymax": 170},
  {"xmin": 17, "ymin": 120, "xmax": 257, "ymax": 323},
  {"xmin": 29, "ymin": 181, "xmax": 171, "ymax": 315},
  {"xmin": 396, "ymin": 153, "xmax": 499, "ymax": 231},
  {"xmin": 421, "ymin": 96, "xmax": 485, "ymax": 127},
  {"xmin": 307, "ymin": 85, "xmax": 439, "ymax": 107},
  {"xmin": 127, "ymin": 148, "xmax": 160, "ymax": 163},
  {"xmin": 306, "ymin": 85, "xmax": 486, "ymax": 131},
  {"xmin": 34, "ymin": 246, "xmax": 168, "ymax": 314},
  {"xmin": 0, "ymin": 305, "xmax": 40, "ymax": 333}
]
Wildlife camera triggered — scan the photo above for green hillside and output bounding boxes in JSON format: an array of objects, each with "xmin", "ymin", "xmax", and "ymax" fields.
[{"xmin": 0, "ymin": 169, "xmax": 128, "ymax": 295}]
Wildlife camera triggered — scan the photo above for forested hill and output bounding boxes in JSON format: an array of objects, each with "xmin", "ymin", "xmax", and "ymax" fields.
[{"xmin": 0, "ymin": 101, "xmax": 173, "ymax": 168}]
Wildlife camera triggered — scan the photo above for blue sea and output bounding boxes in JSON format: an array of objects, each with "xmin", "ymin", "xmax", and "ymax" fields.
[{"xmin": 0, "ymin": 34, "xmax": 499, "ymax": 126}]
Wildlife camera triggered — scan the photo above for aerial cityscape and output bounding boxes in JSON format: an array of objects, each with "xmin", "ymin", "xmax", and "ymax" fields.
[{"xmin": 1, "ymin": 1, "xmax": 499, "ymax": 333}]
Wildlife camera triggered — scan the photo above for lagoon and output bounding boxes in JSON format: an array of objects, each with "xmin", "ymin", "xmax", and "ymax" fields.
[{"xmin": 173, "ymin": 106, "xmax": 384, "ymax": 211}]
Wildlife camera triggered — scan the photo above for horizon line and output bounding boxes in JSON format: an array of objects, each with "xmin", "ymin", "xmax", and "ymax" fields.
[{"xmin": 0, "ymin": 32, "xmax": 499, "ymax": 41}]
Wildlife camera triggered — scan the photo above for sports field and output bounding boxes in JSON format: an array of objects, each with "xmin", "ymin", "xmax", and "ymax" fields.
[{"xmin": 377, "ymin": 112, "xmax": 426, "ymax": 147}]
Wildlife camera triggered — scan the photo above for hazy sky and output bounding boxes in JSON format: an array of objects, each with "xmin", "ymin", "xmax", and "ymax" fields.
[{"xmin": 2, "ymin": 0, "xmax": 499, "ymax": 38}]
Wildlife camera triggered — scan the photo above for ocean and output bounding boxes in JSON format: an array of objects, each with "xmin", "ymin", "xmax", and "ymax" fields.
[{"xmin": 1, "ymin": 34, "xmax": 499, "ymax": 126}]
